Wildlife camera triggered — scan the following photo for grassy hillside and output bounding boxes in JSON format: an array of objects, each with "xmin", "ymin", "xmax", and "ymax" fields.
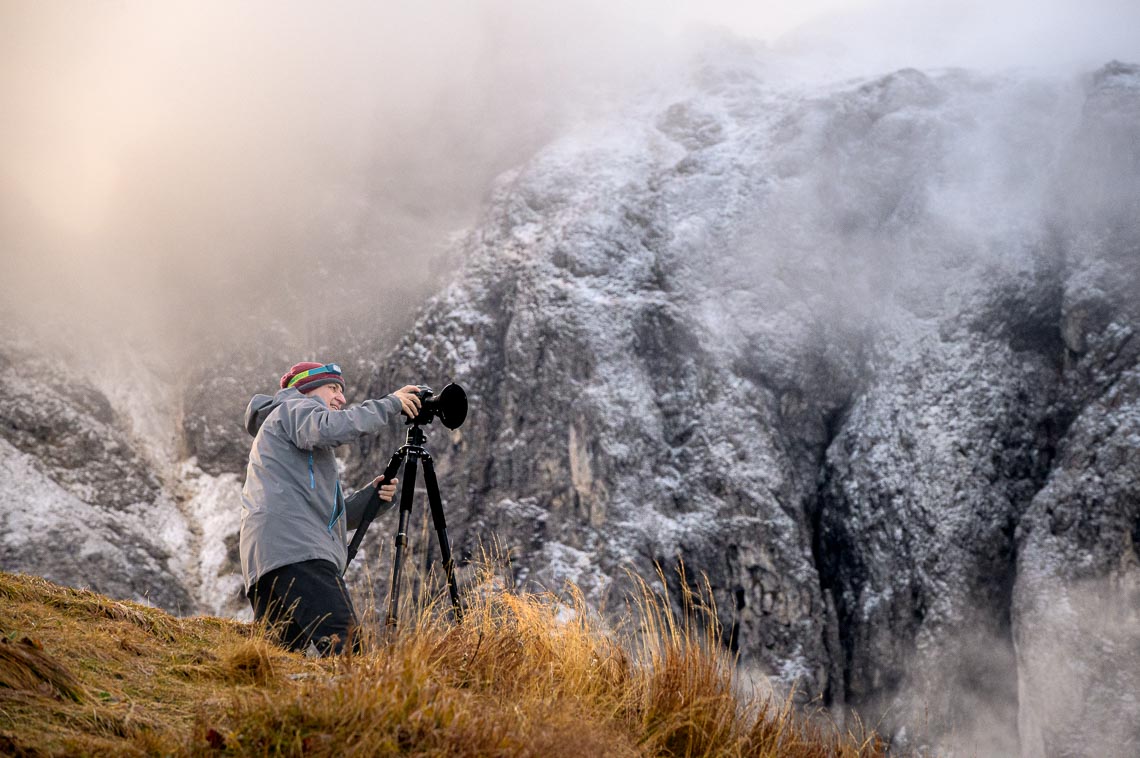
[{"xmin": 0, "ymin": 567, "xmax": 889, "ymax": 757}]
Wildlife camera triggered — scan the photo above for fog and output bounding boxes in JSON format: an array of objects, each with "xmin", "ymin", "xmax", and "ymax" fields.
[
  {"xmin": 771, "ymin": 0, "xmax": 1140, "ymax": 77},
  {"xmin": 1, "ymin": 0, "xmax": 1137, "ymax": 363},
  {"xmin": 0, "ymin": 1, "xmax": 678, "ymax": 358}
]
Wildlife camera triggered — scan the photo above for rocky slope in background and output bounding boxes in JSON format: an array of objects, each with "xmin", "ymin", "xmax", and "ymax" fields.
[
  {"xmin": 350, "ymin": 60, "xmax": 1140, "ymax": 755},
  {"xmin": 2, "ymin": 59, "xmax": 1137, "ymax": 756},
  {"xmin": 0, "ymin": 342, "xmax": 197, "ymax": 612}
]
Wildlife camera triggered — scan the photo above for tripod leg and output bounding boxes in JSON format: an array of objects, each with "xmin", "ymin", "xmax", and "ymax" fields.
[
  {"xmin": 421, "ymin": 455, "xmax": 463, "ymax": 622},
  {"xmin": 345, "ymin": 449, "xmax": 404, "ymax": 567},
  {"xmin": 386, "ymin": 455, "xmax": 419, "ymax": 630}
]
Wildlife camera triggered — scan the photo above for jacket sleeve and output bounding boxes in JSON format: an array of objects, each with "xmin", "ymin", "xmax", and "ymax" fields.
[
  {"xmin": 280, "ymin": 395, "xmax": 404, "ymax": 450},
  {"xmin": 345, "ymin": 484, "xmax": 391, "ymax": 530}
]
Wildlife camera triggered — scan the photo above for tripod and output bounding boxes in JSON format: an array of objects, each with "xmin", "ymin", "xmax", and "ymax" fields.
[{"xmin": 346, "ymin": 424, "xmax": 463, "ymax": 628}]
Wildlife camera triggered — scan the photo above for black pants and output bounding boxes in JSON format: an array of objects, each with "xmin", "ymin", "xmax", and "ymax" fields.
[{"xmin": 248, "ymin": 559, "xmax": 359, "ymax": 655}]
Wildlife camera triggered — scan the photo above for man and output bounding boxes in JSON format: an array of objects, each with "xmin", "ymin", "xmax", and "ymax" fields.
[{"xmin": 240, "ymin": 361, "xmax": 423, "ymax": 654}]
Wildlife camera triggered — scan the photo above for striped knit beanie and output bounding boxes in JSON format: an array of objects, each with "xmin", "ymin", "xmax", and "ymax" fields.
[{"xmin": 280, "ymin": 362, "xmax": 344, "ymax": 394}]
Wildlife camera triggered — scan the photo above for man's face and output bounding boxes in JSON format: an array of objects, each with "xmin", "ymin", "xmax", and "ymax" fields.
[{"xmin": 308, "ymin": 382, "xmax": 346, "ymax": 410}]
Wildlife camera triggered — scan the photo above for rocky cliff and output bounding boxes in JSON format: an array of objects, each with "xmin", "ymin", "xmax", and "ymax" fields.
[
  {"xmin": 2, "ymin": 58, "xmax": 1137, "ymax": 756},
  {"xmin": 0, "ymin": 339, "xmax": 197, "ymax": 612},
  {"xmin": 349, "ymin": 60, "xmax": 1140, "ymax": 755}
]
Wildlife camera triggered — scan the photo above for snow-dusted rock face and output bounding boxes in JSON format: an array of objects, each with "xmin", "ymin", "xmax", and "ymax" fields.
[
  {"xmin": 0, "ymin": 342, "xmax": 197, "ymax": 612},
  {"xmin": 346, "ymin": 61, "xmax": 1140, "ymax": 754},
  {"xmin": 0, "ymin": 336, "xmax": 251, "ymax": 619}
]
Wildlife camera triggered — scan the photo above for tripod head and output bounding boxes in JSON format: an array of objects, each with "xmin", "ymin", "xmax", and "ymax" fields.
[
  {"xmin": 375, "ymin": 424, "xmax": 428, "ymax": 488},
  {"xmin": 403, "ymin": 424, "xmax": 427, "ymax": 448}
]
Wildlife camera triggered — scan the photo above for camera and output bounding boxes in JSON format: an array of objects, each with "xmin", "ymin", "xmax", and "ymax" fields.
[{"xmin": 410, "ymin": 383, "xmax": 467, "ymax": 429}]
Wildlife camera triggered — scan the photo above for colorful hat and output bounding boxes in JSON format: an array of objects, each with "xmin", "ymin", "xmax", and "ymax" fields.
[{"xmin": 280, "ymin": 362, "xmax": 344, "ymax": 393}]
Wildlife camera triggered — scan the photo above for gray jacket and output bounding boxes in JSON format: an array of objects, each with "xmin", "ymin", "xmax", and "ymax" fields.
[{"xmin": 239, "ymin": 387, "xmax": 403, "ymax": 593}]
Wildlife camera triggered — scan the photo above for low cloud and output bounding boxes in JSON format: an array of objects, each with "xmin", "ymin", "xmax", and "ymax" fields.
[
  {"xmin": 2, "ymin": 1, "xmax": 1136, "ymax": 363},
  {"xmin": 0, "ymin": 1, "xmax": 675, "ymax": 356}
]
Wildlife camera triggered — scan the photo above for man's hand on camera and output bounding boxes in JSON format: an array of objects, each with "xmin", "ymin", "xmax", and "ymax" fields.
[
  {"xmin": 371, "ymin": 475, "xmax": 399, "ymax": 502},
  {"xmin": 393, "ymin": 385, "xmax": 423, "ymax": 418}
]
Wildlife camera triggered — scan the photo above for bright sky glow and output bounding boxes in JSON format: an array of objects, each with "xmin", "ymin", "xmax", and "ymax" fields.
[
  {"xmin": 2, "ymin": 0, "xmax": 1138, "ymax": 347},
  {"xmin": 678, "ymin": 0, "xmax": 875, "ymax": 41}
]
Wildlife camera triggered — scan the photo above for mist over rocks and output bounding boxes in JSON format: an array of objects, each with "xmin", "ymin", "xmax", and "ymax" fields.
[
  {"xmin": 1009, "ymin": 59, "xmax": 1140, "ymax": 758},
  {"xmin": 345, "ymin": 60, "xmax": 1140, "ymax": 754},
  {"xmin": 1013, "ymin": 363, "xmax": 1140, "ymax": 758},
  {"xmin": 179, "ymin": 321, "xmax": 319, "ymax": 478}
]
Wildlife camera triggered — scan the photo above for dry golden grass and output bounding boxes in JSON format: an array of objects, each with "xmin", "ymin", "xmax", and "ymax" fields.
[{"xmin": 0, "ymin": 566, "xmax": 890, "ymax": 757}]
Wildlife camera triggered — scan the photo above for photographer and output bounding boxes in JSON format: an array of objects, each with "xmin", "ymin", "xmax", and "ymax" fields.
[{"xmin": 239, "ymin": 361, "xmax": 422, "ymax": 655}]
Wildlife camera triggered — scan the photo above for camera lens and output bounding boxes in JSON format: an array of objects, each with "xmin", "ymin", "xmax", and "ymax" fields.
[{"xmin": 414, "ymin": 383, "xmax": 467, "ymax": 429}]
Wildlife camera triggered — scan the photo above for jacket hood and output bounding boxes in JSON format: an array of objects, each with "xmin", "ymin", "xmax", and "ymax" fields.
[{"xmin": 245, "ymin": 388, "xmax": 302, "ymax": 436}]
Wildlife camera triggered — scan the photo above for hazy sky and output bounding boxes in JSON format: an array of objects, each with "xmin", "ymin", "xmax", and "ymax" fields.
[
  {"xmin": 690, "ymin": 0, "xmax": 1140, "ymax": 55},
  {"xmin": 680, "ymin": 0, "xmax": 871, "ymax": 39},
  {"xmin": 1, "ymin": 0, "xmax": 1137, "ymax": 359}
]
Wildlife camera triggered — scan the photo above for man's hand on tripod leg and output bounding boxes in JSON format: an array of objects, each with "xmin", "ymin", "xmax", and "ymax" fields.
[{"xmin": 371, "ymin": 475, "xmax": 399, "ymax": 502}]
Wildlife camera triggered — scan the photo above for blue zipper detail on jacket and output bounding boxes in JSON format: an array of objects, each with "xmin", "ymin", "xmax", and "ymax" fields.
[
  {"xmin": 327, "ymin": 480, "xmax": 343, "ymax": 532},
  {"xmin": 309, "ymin": 453, "xmax": 315, "ymax": 489}
]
